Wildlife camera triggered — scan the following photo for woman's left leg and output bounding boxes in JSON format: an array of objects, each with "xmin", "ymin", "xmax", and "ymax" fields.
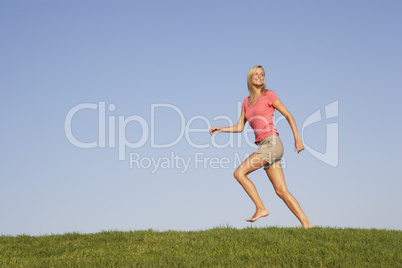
[
  {"xmin": 265, "ymin": 163, "xmax": 314, "ymax": 228},
  {"xmin": 234, "ymin": 152, "xmax": 270, "ymax": 222}
]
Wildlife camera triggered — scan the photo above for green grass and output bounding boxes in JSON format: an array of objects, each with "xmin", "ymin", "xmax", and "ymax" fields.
[{"xmin": 0, "ymin": 227, "xmax": 401, "ymax": 267}]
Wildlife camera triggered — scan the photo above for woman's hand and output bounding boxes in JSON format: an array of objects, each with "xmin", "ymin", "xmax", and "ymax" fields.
[
  {"xmin": 295, "ymin": 138, "xmax": 304, "ymax": 153},
  {"xmin": 209, "ymin": 127, "xmax": 222, "ymax": 136},
  {"xmin": 273, "ymin": 100, "xmax": 304, "ymax": 154}
]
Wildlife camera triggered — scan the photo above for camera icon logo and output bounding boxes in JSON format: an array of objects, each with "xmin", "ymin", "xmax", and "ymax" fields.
[{"xmin": 301, "ymin": 101, "xmax": 339, "ymax": 167}]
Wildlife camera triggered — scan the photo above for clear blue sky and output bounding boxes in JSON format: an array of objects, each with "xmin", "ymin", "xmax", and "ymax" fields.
[{"xmin": 1, "ymin": 0, "xmax": 401, "ymax": 235}]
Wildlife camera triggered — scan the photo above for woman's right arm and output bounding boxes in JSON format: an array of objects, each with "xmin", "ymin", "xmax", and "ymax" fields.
[{"xmin": 209, "ymin": 109, "xmax": 246, "ymax": 135}]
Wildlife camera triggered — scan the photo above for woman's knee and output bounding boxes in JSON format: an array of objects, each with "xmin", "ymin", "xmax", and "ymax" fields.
[
  {"xmin": 233, "ymin": 168, "xmax": 244, "ymax": 181},
  {"xmin": 275, "ymin": 188, "xmax": 289, "ymax": 199}
]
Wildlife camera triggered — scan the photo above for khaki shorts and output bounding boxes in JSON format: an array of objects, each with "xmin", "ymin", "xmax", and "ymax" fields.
[{"xmin": 256, "ymin": 135, "xmax": 284, "ymax": 169}]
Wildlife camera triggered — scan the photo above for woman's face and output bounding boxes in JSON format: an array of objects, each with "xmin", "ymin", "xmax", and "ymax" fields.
[{"xmin": 251, "ymin": 68, "xmax": 265, "ymax": 88}]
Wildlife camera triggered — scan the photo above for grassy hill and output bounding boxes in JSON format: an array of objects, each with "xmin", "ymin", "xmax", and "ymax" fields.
[{"xmin": 1, "ymin": 226, "xmax": 401, "ymax": 267}]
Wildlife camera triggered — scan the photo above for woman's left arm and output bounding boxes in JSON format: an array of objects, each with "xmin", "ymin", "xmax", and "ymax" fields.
[{"xmin": 272, "ymin": 100, "xmax": 304, "ymax": 153}]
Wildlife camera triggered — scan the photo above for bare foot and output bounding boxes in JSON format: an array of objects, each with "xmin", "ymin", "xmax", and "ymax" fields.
[
  {"xmin": 302, "ymin": 221, "xmax": 314, "ymax": 229},
  {"xmin": 245, "ymin": 209, "xmax": 269, "ymax": 222}
]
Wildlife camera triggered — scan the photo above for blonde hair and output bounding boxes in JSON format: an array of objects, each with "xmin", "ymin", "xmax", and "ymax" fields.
[{"xmin": 247, "ymin": 65, "xmax": 267, "ymax": 100}]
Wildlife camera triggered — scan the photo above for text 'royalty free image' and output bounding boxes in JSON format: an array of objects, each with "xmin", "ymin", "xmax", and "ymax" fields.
[{"xmin": 128, "ymin": 152, "xmax": 282, "ymax": 173}]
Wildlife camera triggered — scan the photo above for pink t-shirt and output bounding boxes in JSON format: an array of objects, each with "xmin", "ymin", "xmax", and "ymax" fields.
[{"xmin": 241, "ymin": 90, "xmax": 279, "ymax": 143}]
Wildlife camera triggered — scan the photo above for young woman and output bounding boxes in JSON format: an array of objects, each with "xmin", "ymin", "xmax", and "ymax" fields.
[{"xmin": 209, "ymin": 65, "xmax": 314, "ymax": 228}]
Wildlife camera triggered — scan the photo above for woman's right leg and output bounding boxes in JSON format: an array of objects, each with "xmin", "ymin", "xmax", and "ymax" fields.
[
  {"xmin": 234, "ymin": 152, "xmax": 269, "ymax": 222},
  {"xmin": 265, "ymin": 162, "xmax": 314, "ymax": 228}
]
